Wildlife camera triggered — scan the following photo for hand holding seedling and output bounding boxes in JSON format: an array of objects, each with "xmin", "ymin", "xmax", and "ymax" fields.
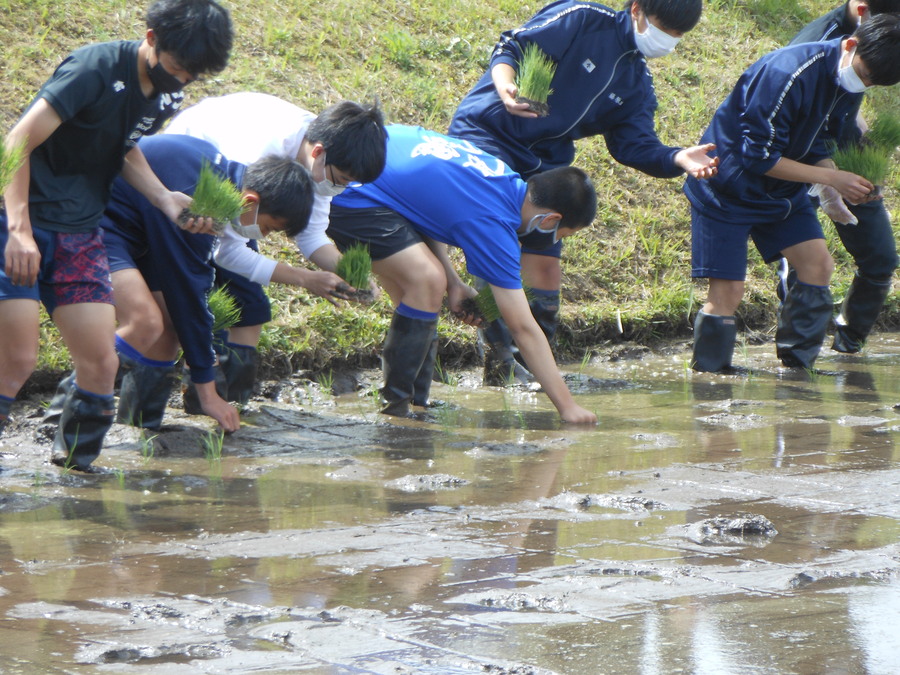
[
  {"xmin": 300, "ymin": 269, "xmax": 353, "ymax": 305},
  {"xmin": 675, "ymin": 143, "xmax": 719, "ymax": 179},
  {"xmin": 810, "ymin": 183, "xmax": 858, "ymax": 226},
  {"xmin": 448, "ymin": 281, "xmax": 482, "ymax": 326},
  {"xmin": 828, "ymin": 169, "xmax": 878, "ymax": 205},
  {"xmin": 492, "ymin": 65, "xmax": 539, "ymax": 118}
]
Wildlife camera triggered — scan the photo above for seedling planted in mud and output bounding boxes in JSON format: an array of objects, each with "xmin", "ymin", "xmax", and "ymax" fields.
[
  {"xmin": 183, "ymin": 161, "xmax": 247, "ymax": 233},
  {"xmin": 0, "ymin": 137, "xmax": 24, "ymax": 194},
  {"xmin": 208, "ymin": 286, "xmax": 242, "ymax": 334},
  {"xmin": 515, "ymin": 43, "xmax": 556, "ymax": 117},
  {"xmin": 201, "ymin": 429, "xmax": 225, "ymax": 463},
  {"xmin": 139, "ymin": 431, "xmax": 157, "ymax": 465}
]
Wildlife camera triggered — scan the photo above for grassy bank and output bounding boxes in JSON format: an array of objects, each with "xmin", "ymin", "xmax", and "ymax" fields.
[{"xmin": 2, "ymin": 0, "xmax": 899, "ymax": 381}]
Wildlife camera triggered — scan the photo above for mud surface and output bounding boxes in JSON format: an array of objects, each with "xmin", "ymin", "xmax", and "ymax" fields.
[{"xmin": 2, "ymin": 335, "xmax": 900, "ymax": 673}]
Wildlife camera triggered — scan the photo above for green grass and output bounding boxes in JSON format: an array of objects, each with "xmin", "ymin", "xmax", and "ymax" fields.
[
  {"xmin": 335, "ymin": 244, "xmax": 372, "ymax": 290},
  {"xmin": 4, "ymin": 0, "xmax": 898, "ymax": 378}
]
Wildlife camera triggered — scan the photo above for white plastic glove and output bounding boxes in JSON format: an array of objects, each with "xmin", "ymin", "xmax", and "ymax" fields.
[{"xmin": 809, "ymin": 183, "xmax": 858, "ymax": 226}]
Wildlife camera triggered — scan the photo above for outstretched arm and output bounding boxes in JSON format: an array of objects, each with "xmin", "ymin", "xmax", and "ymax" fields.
[{"xmin": 492, "ymin": 285, "xmax": 596, "ymax": 424}]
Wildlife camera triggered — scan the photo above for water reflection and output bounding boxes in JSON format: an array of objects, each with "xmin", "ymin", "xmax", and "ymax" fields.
[{"xmin": 1, "ymin": 339, "xmax": 900, "ymax": 671}]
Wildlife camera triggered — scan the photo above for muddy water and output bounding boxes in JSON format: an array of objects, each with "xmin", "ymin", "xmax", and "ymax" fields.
[{"xmin": 1, "ymin": 336, "xmax": 900, "ymax": 674}]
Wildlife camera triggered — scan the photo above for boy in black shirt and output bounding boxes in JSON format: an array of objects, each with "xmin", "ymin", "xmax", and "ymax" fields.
[{"xmin": 0, "ymin": 0, "xmax": 233, "ymax": 471}]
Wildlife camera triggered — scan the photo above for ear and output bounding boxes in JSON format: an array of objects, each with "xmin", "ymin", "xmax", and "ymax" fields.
[
  {"xmin": 145, "ymin": 29, "xmax": 157, "ymax": 49},
  {"xmin": 844, "ymin": 37, "xmax": 858, "ymax": 51},
  {"xmin": 310, "ymin": 142, "xmax": 326, "ymax": 159},
  {"xmin": 542, "ymin": 211, "xmax": 563, "ymax": 227},
  {"xmin": 241, "ymin": 190, "xmax": 260, "ymax": 205}
]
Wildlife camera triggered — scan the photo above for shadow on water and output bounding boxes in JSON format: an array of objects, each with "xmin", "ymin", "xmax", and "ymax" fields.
[{"xmin": 1, "ymin": 336, "xmax": 900, "ymax": 672}]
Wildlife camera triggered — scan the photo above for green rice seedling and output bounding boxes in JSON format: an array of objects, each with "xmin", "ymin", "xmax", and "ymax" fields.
[
  {"xmin": 201, "ymin": 429, "xmax": 225, "ymax": 463},
  {"xmin": 866, "ymin": 112, "xmax": 900, "ymax": 152},
  {"xmin": 336, "ymin": 244, "xmax": 372, "ymax": 290},
  {"xmin": 832, "ymin": 144, "xmax": 891, "ymax": 187},
  {"xmin": 0, "ymin": 137, "xmax": 24, "ymax": 194},
  {"xmin": 113, "ymin": 467, "xmax": 126, "ymax": 488},
  {"xmin": 139, "ymin": 431, "xmax": 157, "ymax": 465},
  {"xmin": 515, "ymin": 43, "xmax": 557, "ymax": 116},
  {"xmin": 466, "ymin": 285, "xmax": 536, "ymax": 324},
  {"xmin": 316, "ymin": 369, "xmax": 335, "ymax": 394},
  {"xmin": 185, "ymin": 161, "xmax": 247, "ymax": 232},
  {"xmin": 208, "ymin": 286, "xmax": 242, "ymax": 334}
]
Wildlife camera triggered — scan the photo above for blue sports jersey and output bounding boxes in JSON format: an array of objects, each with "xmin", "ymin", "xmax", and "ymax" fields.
[{"xmin": 332, "ymin": 125, "xmax": 529, "ymax": 289}]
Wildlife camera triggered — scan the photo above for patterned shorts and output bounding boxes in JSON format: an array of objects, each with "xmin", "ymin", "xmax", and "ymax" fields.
[{"xmin": 0, "ymin": 224, "xmax": 113, "ymax": 315}]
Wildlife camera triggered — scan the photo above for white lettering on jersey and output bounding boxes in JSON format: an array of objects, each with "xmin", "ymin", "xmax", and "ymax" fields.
[{"xmin": 412, "ymin": 133, "xmax": 507, "ymax": 177}]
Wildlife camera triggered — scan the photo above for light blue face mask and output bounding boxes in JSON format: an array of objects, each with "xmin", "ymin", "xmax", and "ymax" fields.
[
  {"xmin": 518, "ymin": 213, "xmax": 560, "ymax": 250},
  {"xmin": 230, "ymin": 200, "xmax": 263, "ymax": 239}
]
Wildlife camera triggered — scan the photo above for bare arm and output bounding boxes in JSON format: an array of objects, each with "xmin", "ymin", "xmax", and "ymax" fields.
[
  {"xmin": 492, "ymin": 285, "xmax": 596, "ymax": 424},
  {"xmin": 766, "ymin": 157, "xmax": 875, "ymax": 204},
  {"xmin": 120, "ymin": 145, "xmax": 214, "ymax": 232},
  {"xmin": 3, "ymin": 99, "xmax": 62, "ymax": 286}
]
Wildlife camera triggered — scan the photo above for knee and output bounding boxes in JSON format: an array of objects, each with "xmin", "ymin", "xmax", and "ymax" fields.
[
  {"xmin": 402, "ymin": 263, "xmax": 446, "ymax": 310},
  {"xmin": 0, "ymin": 346, "xmax": 38, "ymax": 393}
]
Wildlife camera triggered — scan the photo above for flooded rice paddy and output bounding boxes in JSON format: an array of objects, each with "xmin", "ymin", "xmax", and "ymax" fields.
[{"xmin": 1, "ymin": 335, "xmax": 900, "ymax": 674}]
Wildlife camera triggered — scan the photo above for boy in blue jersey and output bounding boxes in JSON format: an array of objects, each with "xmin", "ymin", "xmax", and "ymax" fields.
[
  {"xmin": 102, "ymin": 134, "xmax": 313, "ymax": 432},
  {"xmin": 777, "ymin": 0, "xmax": 900, "ymax": 354},
  {"xmin": 685, "ymin": 14, "xmax": 900, "ymax": 372},
  {"xmin": 449, "ymin": 0, "xmax": 718, "ymax": 384},
  {"xmin": 328, "ymin": 125, "xmax": 598, "ymax": 424},
  {"xmin": 0, "ymin": 0, "xmax": 233, "ymax": 471}
]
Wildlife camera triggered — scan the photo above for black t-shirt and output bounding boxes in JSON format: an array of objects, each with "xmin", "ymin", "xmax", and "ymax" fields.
[{"xmin": 27, "ymin": 40, "xmax": 183, "ymax": 232}]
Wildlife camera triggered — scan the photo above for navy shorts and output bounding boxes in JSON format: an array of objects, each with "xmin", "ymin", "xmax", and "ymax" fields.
[
  {"xmin": 327, "ymin": 206, "xmax": 423, "ymax": 261},
  {"xmin": 0, "ymin": 219, "xmax": 113, "ymax": 315},
  {"xmin": 691, "ymin": 202, "xmax": 824, "ymax": 280}
]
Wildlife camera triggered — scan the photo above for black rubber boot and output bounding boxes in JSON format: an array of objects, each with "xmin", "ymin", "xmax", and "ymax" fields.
[
  {"xmin": 529, "ymin": 291, "xmax": 560, "ymax": 343},
  {"xmin": 0, "ymin": 395, "xmax": 12, "ymax": 435},
  {"xmin": 381, "ymin": 312, "xmax": 439, "ymax": 417},
  {"xmin": 51, "ymin": 386, "xmax": 115, "ymax": 472},
  {"xmin": 116, "ymin": 354, "xmax": 178, "ymax": 429},
  {"xmin": 43, "ymin": 371, "xmax": 76, "ymax": 424},
  {"xmin": 832, "ymin": 273, "xmax": 892, "ymax": 354},
  {"xmin": 182, "ymin": 366, "xmax": 228, "ymax": 415},
  {"xmin": 412, "ymin": 329, "xmax": 439, "ymax": 407},
  {"xmin": 219, "ymin": 343, "xmax": 259, "ymax": 405},
  {"xmin": 691, "ymin": 310, "xmax": 737, "ymax": 372},
  {"xmin": 776, "ymin": 281, "xmax": 833, "ymax": 369},
  {"xmin": 480, "ymin": 318, "xmax": 534, "ymax": 386}
]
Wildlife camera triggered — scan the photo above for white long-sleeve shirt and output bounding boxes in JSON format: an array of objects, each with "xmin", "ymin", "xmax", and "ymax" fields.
[{"xmin": 163, "ymin": 92, "xmax": 332, "ymax": 285}]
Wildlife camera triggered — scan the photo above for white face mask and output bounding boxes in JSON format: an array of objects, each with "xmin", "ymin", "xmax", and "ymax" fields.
[
  {"xmin": 633, "ymin": 16, "xmax": 681, "ymax": 59},
  {"xmin": 230, "ymin": 201, "xmax": 264, "ymax": 239},
  {"xmin": 838, "ymin": 48, "xmax": 869, "ymax": 93},
  {"xmin": 311, "ymin": 149, "xmax": 347, "ymax": 197}
]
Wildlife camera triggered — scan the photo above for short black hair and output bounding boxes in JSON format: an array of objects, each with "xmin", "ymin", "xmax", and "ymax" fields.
[
  {"xmin": 867, "ymin": 0, "xmax": 900, "ymax": 15},
  {"xmin": 855, "ymin": 13, "xmax": 900, "ymax": 86},
  {"xmin": 244, "ymin": 156, "xmax": 314, "ymax": 238},
  {"xmin": 146, "ymin": 0, "xmax": 233, "ymax": 76},
  {"xmin": 623, "ymin": 0, "xmax": 702, "ymax": 33},
  {"xmin": 305, "ymin": 100, "xmax": 388, "ymax": 184},
  {"xmin": 526, "ymin": 167, "xmax": 597, "ymax": 231}
]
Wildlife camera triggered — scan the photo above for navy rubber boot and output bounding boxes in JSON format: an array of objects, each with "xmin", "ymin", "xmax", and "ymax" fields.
[
  {"xmin": 776, "ymin": 281, "xmax": 833, "ymax": 369},
  {"xmin": 691, "ymin": 311, "xmax": 738, "ymax": 372}
]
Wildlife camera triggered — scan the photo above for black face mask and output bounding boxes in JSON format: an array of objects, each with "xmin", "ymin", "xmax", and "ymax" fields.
[
  {"xmin": 517, "ymin": 213, "xmax": 560, "ymax": 250},
  {"xmin": 146, "ymin": 56, "xmax": 186, "ymax": 95}
]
